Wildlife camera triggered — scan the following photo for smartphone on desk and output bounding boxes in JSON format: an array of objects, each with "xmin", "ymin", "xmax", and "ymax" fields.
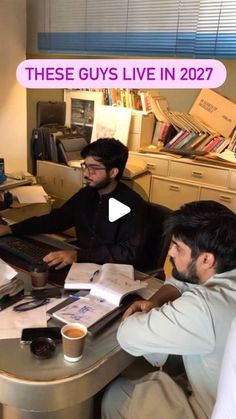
[{"xmin": 21, "ymin": 327, "xmax": 62, "ymax": 344}]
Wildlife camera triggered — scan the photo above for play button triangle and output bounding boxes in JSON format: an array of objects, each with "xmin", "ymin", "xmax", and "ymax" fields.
[{"xmin": 109, "ymin": 198, "xmax": 131, "ymax": 222}]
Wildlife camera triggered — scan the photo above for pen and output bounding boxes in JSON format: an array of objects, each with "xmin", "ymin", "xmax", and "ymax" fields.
[
  {"xmin": 69, "ymin": 295, "xmax": 90, "ymax": 300},
  {"xmin": 89, "ymin": 269, "xmax": 100, "ymax": 283}
]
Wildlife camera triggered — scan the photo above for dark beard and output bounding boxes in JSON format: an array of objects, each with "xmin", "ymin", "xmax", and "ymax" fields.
[
  {"xmin": 84, "ymin": 175, "xmax": 111, "ymax": 190},
  {"xmin": 170, "ymin": 257, "xmax": 199, "ymax": 284}
]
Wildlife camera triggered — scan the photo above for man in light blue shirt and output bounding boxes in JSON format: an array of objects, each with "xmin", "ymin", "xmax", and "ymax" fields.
[{"xmin": 102, "ymin": 200, "xmax": 236, "ymax": 419}]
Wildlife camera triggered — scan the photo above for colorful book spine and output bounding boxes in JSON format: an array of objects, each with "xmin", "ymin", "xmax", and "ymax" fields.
[
  {"xmin": 168, "ymin": 131, "xmax": 190, "ymax": 149},
  {"xmin": 164, "ymin": 130, "xmax": 184, "ymax": 148},
  {"xmin": 175, "ymin": 131, "xmax": 199, "ymax": 149}
]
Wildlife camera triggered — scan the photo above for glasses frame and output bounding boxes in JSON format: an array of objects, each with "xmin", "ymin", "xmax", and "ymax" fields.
[{"xmin": 80, "ymin": 162, "xmax": 107, "ymax": 175}]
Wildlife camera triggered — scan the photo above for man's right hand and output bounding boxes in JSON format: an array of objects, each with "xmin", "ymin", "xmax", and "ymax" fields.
[
  {"xmin": 0, "ymin": 225, "xmax": 12, "ymax": 236},
  {"xmin": 122, "ymin": 283, "xmax": 181, "ymax": 320}
]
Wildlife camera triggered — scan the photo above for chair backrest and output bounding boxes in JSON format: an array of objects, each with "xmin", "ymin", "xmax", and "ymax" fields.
[{"xmin": 137, "ymin": 202, "xmax": 173, "ymax": 277}]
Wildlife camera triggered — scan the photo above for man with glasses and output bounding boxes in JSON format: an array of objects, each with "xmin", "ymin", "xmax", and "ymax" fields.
[{"xmin": 0, "ymin": 138, "xmax": 146, "ymax": 270}]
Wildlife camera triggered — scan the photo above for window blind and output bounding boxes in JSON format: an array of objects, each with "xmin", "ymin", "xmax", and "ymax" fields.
[{"xmin": 27, "ymin": 0, "xmax": 236, "ymax": 57}]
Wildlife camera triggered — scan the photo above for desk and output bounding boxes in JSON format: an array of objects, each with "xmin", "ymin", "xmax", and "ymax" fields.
[
  {"xmin": 0, "ymin": 178, "xmax": 32, "ymax": 192},
  {"xmin": 0, "ymin": 237, "xmax": 161, "ymax": 419},
  {"xmin": 0, "ymin": 238, "xmax": 138, "ymax": 419},
  {"xmin": 0, "ymin": 315, "xmax": 133, "ymax": 419}
]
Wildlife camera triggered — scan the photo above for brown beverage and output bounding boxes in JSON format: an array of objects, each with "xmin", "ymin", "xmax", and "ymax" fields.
[
  {"xmin": 64, "ymin": 328, "xmax": 85, "ymax": 338},
  {"xmin": 61, "ymin": 323, "xmax": 87, "ymax": 362}
]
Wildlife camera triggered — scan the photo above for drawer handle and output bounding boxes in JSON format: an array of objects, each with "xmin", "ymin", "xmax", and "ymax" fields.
[
  {"xmin": 146, "ymin": 164, "xmax": 156, "ymax": 170},
  {"xmin": 219, "ymin": 195, "xmax": 231, "ymax": 203},
  {"xmin": 169, "ymin": 185, "xmax": 180, "ymax": 192},
  {"xmin": 191, "ymin": 171, "xmax": 203, "ymax": 178}
]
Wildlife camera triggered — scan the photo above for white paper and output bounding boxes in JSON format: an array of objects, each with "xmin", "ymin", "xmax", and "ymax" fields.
[
  {"xmin": 11, "ymin": 185, "xmax": 48, "ymax": 203},
  {"xmin": 0, "ymin": 259, "xmax": 17, "ymax": 287},
  {"xmin": 0, "ymin": 298, "xmax": 66, "ymax": 339}
]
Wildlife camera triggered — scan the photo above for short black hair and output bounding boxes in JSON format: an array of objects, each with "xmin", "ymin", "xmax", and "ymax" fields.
[
  {"xmin": 165, "ymin": 200, "xmax": 236, "ymax": 273},
  {"xmin": 81, "ymin": 138, "xmax": 128, "ymax": 180}
]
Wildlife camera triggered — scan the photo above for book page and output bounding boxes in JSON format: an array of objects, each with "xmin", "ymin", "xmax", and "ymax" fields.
[
  {"xmin": 64, "ymin": 263, "xmax": 101, "ymax": 289},
  {"xmin": 90, "ymin": 264, "xmax": 147, "ymax": 306},
  {"xmin": 53, "ymin": 295, "xmax": 116, "ymax": 328}
]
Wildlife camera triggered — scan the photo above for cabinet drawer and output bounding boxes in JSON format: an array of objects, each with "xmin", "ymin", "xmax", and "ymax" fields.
[
  {"xmin": 150, "ymin": 177, "xmax": 199, "ymax": 210},
  {"xmin": 229, "ymin": 171, "xmax": 236, "ymax": 191},
  {"xmin": 58, "ymin": 166, "xmax": 82, "ymax": 200},
  {"xmin": 169, "ymin": 161, "xmax": 228, "ymax": 188},
  {"xmin": 142, "ymin": 156, "xmax": 169, "ymax": 176},
  {"xmin": 200, "ymin": 187, "xmax": 236, "ymax": 211}
]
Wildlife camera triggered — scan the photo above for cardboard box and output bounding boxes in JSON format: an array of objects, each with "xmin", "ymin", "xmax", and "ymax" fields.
[
  {"xmin": 190, "ymin": 89, "xmax": 236, "ymax": 137},
  {"xmin": 128, "ymin": 111, "xmax": 155, "ymax": 151}
]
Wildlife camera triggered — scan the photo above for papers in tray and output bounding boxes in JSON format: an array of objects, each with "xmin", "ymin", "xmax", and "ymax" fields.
[
  {"xmin": 0, "ymin": 259, "xmax": 17, "ymax": 288},
  {"xmin": 11, "ymin": 185, "xmax": 49, "ymax": 203}
]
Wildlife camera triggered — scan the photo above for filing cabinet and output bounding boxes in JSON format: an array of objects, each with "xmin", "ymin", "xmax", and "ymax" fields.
[
  {"xmin": 36, "ymin": 161, "xmax": 83, "ymax": 205},
  {"xmin": 130, "ymin": 151, "xmax": 236, "ymax": 211}
]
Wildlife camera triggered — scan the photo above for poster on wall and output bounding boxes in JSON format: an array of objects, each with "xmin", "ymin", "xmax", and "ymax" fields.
[{"xmin": 91, "ymin": 105, "xmax": 132, "ymax": 145}]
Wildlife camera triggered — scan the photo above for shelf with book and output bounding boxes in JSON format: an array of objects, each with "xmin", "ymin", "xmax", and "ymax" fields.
[{"xmin": 147, "ymin": 89, "xmax": 236, "ymax": 158}]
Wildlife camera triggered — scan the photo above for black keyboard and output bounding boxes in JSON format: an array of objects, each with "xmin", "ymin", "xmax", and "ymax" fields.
[{"xmin": 0, "ymin": 235, "xmax": 59, "ymax": 264}]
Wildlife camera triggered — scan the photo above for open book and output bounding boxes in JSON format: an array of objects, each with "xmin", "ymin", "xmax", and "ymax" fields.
[
  {"xmin": 65, "ymin": 262, "xmax": 135, "ymax": 291},
  {"xmin": 52, "ymin": 263, "xmax": 148, "ymax": 329}
]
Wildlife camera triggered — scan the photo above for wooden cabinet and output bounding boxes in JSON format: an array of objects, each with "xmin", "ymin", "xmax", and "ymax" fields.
[
  {"xmin": 130, "ymin": 151, "xmax": 236, "ymax": 211},
  {"xmin": 36, "ymin": 161, "xmax": 83, "ymax": 205},
  {"xmin": 150, "ymin": 177, "xmax": 199, "ymax": 210}
]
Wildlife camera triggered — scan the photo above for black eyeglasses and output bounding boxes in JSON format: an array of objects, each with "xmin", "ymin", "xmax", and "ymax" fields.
[
  {"xmin": 80, "ymin": 162, "xmax": 106, "ymax": 174},
  {"xmin": 13, "ymin": 298, "xmax": 49, "ymax": 312}
]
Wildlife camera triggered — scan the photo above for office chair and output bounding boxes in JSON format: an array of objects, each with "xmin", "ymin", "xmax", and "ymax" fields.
[{"xmin": 137, "ymin": 202, "xmax": 173, "ymax": 281}]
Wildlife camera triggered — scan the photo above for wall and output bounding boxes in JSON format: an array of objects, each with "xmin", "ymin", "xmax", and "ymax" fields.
[
  {"xmin": 161, "ymin": 59, "xmax": 236, "ymax": 111},
  {"xmin": 0, "ymin": 0, "xmax": 27, "ymax": 172}
]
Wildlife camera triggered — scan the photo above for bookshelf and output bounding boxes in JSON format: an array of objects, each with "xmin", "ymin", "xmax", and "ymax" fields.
[{"xmin": 71, "ymin": 88, "xmax": 236, "ymax": 157}]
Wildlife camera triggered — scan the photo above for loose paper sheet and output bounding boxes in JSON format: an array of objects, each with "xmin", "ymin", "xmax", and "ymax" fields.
[
  {"xmin": 11, "ymin": 185, "xmax": 48, "ymax": 203},
  {"xmin": 0, "ymin": 298, "xmax": 66, "ymax": 339}
]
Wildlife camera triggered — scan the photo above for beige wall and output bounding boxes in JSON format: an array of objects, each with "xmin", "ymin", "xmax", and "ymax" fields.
[
  {"xmin": 161, "ymin": 59, "xmax": 236, "ymax": 111},
  {"xmin": 0, "ymin": 0, "xmax": 27, "ymax": 172}
]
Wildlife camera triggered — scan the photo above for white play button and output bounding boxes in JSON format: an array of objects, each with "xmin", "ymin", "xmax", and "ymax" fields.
[{"xmin": 108, "ymin": 198, "xmax": 131, "ymax": 222}]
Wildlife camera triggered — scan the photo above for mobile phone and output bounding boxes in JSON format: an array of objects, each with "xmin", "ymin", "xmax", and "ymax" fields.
[{"xmin": 21, "ymin": 327, "xmax": 62, "ymax": 344}]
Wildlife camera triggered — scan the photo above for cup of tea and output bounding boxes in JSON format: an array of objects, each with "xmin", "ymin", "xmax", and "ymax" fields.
[
  {"xmin": 30, "ymin": 261, "xmax": 49, "ymax": 288},
  {"xmin": 61, "ymin": 323, "xmax": 87, "ymax": 362}
]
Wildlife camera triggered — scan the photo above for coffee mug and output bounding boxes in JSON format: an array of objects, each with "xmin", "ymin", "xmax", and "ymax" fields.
[
  {"xmin": 61, "ymin": 323, "xmax": 87, "ymax": 362},
  {"xmin": 30, "ymin": 261, "xmax": 49, "ymax": 288}
]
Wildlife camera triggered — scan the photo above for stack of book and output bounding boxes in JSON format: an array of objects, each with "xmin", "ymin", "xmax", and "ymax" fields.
[
  {"xmin": 146, "ymin": 89, "xmax": 236, "ymax": 156},
  {"xmin": 0, "ymin": 259, "xmax": 24, "ymax": 311}
]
